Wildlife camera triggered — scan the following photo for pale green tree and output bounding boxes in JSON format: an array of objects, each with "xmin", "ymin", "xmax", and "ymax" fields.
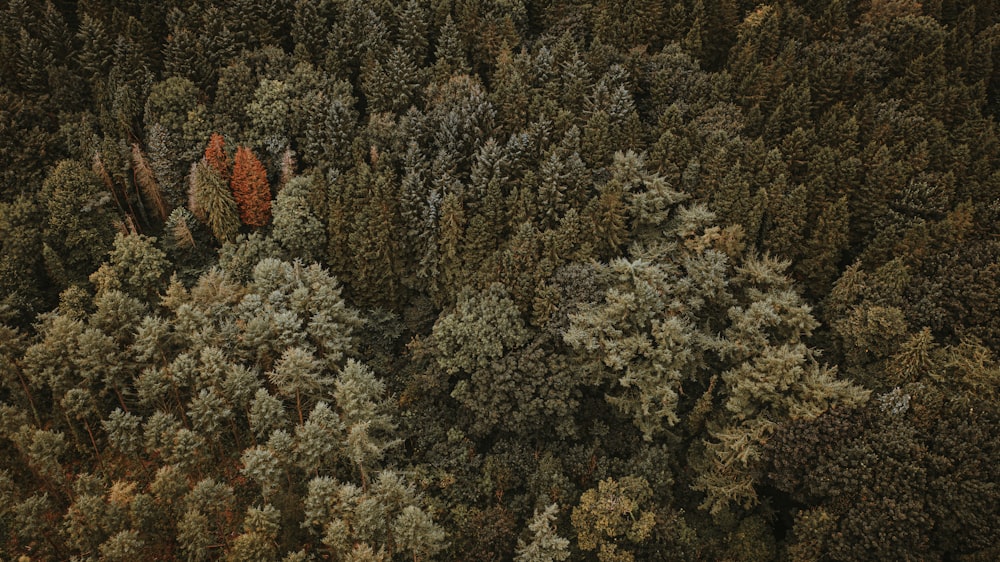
[{"xmin": 515, "ymin": 503, "xmax": 569, "ymax": 562}]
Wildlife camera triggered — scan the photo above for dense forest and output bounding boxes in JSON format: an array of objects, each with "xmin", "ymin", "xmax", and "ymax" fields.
[{"xmin": 1, "ymin": 0, "xmax": 999, "ymax": 560}]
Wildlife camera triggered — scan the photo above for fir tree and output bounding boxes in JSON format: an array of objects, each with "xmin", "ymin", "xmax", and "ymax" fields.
[
  {"xmin": 204, "ymin": 132, "xmax": 230, "ymax": 179},
  {"xmin": 515, "ymin": 504, "xmax": 570, "ymax": 562},
  {"xmin": 41, "ymin": 160, "xmax": 117, "ymax": 287},
  {"xmin": 190, "ymin": 160, "xmax": 240, "ymax": 244},
  {"xmin": 231, "ymin": 146, "xmax": 273, "ymax": 228}
]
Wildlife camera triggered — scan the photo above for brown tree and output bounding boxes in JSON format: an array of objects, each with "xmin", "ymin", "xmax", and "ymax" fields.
[
  {"xmin": 230, "ymin": 146, "xmax": 272, "ymax": 227},
  {"xmin": 204, "ymin": 133, "xmax": 230, "ymax": 180}
]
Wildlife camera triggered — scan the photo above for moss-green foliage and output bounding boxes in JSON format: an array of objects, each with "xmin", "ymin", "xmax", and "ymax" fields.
[
  {"xmin": 40, "ymin": 159, "xmax": 118, "ymax": 287},
  {"xmin": 1, "ymin": 2, "xmax": 998, "ymax": 560}
]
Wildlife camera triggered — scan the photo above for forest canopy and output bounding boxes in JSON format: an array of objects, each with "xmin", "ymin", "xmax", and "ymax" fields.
[{"xmin": 1, "ymin": 1, "xmax": 999, "ymax": 560}]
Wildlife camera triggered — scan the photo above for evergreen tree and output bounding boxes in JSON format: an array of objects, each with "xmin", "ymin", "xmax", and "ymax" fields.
[
  {"xmin": 40, "ymin": 160, "xmax": 117, "ymax": 287},
  {"xmin": 231, "ymin": 146, "xmax": 273, "ymax": 228},
  {"xmin": 515, "ymin": 503, "xmax": 570, "ymax": 562},
  {"xmin": 271, "ymin": 175, "xmax": 327, "ymax": 262},
  {"xmin": 2, "ymin": 4, "xmax": 1000, "ymax": 560},
  {"xmin": 89, "ymin": 232, "xmax": 168, "ymax": 301},
  {"xmin": 571, "ymin": 476, "xmax": 656, "ymax": 562},
  {"xmin": 190, "ymin": 160, "xmax": 241, "ymax": 244},
  {"xmin": 433, "ymin": 15, "xmax": 471, "ymax": 79},
  {"xmin": 0, "ymin": 195, "xmax": 48, "ymax": 322},
  {"xmin": 334, "ymin": 360, "xmax": 399, "ymax": 488},
  {"xmin": 246, "ymin": 78, "xmax": 292, "ymax": 159},
  {"xmin": 204, "ymin": 132, "xmax": 230, "ymax": 179}
]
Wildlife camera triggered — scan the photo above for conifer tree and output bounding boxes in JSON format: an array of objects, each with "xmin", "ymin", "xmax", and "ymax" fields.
[
  {"xmin": 396, "ymin": 0, "xmax": 430, "ymax": 65},
  {"xmin": 89, "ymin": 232, "xmax": 168, "ymax": 301},
  {"xmin": 41, "ymin": 160, "xmax": 117, "ymax": 287},
  {"xmin": 0, "ymin": 195, "xmax": 47, "ymax": 322},
  {"xmin": 268, "ymin": 346, "xmax": 331, "ymax": 426},
  {"xmin": 99, "ymin": 529, "xmax": 144, "ymax": 561},
  {"xmin": 434, "ymin": 15, "xmax": 471, "ymax": 79},
  {"xmin": 515, "ymin": 503, "xmax": 570, "ymax": 562},
  {"xmin": 348, "ymin": 161, "xmax": 402, "ymax": 306},
  {"xmin": 190, "ymin": 160, "xmax": 241, "ymax": 244},
  {"xmin": 204, "ymin": 133, "xmax": 230, "ymax": 179},
  {"xmin": 75, "ymin": 12, "xmax": 113, "ymax": 90},
  {"xmin": 334, "ymin": 360, "xmax": 399, "ymax": 488},
  {"xmin": 572, "ymin": 476, "xmax": 656, "ymax": 562},
  {"xmin": 246, "ymin": 79, "xmax": 291, "ymax": 159},
  {"xmin": 798, "ymin": 195, "xmax": 850, "ymax": 296},
  {"xmin": 3, "ymin": 3, "xmax": 1000, "ymax": 560},
  {"xmin": 291, "ymin": 0, "xmax": 333, "ymax": 64},
  {"xmin": 393, "ymin": 505, "xmax": 446, "ymax": 562},
  {"xmin": 226, "ymin": 504, "xmax": 281, "ymax": 562},
  {"xmin": 231, "ymin": 146, "xmax": 273, "ymax": 227},
  {"xmin": 271, "ymin": 175, "xmax": 327, "ymax": 262}
]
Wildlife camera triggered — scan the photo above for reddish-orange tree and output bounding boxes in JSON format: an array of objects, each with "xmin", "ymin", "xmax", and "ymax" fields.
[
  {"xmin": 205, "ymin": 133, "xmax": 230, "ymax": 179},
  {"xmin": 231, "ymin": 146, "xmax": 272, "ymax": 227}
]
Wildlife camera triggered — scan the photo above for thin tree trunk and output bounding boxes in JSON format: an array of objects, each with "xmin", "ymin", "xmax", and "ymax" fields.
[
  {"xmin": 15, "ymin": 368, "xmax": 42, "ymax": 426},
  {"xmin": 83, "ymin": 419, "xmax": 105, "ymax": 475},
  {"xmin": 114, "ymin": 385, "xmax": 129, "ymax": 413}
]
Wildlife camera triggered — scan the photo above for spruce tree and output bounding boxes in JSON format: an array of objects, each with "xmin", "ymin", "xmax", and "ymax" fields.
[
  {"xmin": 515, "ymin": 504, "xmax": 570, "ymax": 562},
  {"xmin": 190, "ymin": 160, "xmax": 241, "ymax": 244},
  {"xmin": 231, "ymin": 146, "xmax": 273, "ymax": 228}
]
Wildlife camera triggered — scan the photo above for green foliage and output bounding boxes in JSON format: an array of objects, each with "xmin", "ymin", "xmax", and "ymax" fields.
[
  {"xmin": 90, "ymin": 232, "xmax": 169, "ymax": 300},
  {"xmin": 190, "ymin": 160, "xmax": 240, "ymax": 244},
  {"xmin": 0, "ymin": 195, "xmax": 48, "ymax": 322},
  {"xmin": 269, "ymin": 346, "xmax": 331, "ymax": 425},
  {"xmin": 431, "ymin": 284, "xmax": 528, "ymax": 376},
  {"xmin": 2, "ymin": 4, "xmax": 999, "ymax": 561},
  {"xmin": 515, "ymin": 503, "xmax": 570, "ymax": 562},
  {"xmin": 41, "ymin": 160, "xmax": 118, "ymax": 287},
  {"xmin": 768, "ymin": 383, "xmax": 1000, "ymax": 561},
  {"xmin": 271, "ymin": 175, "xmax": 327, "ymax": 261},
  {"xmin": 572, "ymin": 476, "xmax": 657, "ymax": 562}
]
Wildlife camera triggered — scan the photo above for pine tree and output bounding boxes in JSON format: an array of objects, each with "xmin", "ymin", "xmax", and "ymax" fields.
[
  {"xmin": 592, "ymin": 0, "xmax": 665, "ymax": 52},
  {"xmin": 291, "ymin": 0, "xmax": 333, "ymax": 64},
  {"xmin": 226, "ymin": 504, "xmax": 280, "ymax": 562},
  {"xmin": 231, "ymin": 146, "xmax": 273, "ymax": 227},
  {"xmin": 348, "ymin": 161, "xmax": 402, "ymax": 307},
  {"xmin": 89, "ymin": 232, "xmax": 168, "ymax": 301},
  {"xmin": 271, "ymin": 175, "xmax": 327, "ymax": 262},
  {"xmin": 204, "ymin": 133, "xmax": 230, "ymax": 179},
  {"xmin": 334, "ymin": 360, "xmax": 398, "ymax": 488},
  {"xmin": 294, "ymin": 402, "xmax": 343, "ymax": 475},
  {"xmin": 269, "ymin": 346, "xmax": 331, "ymax": 426},
  {"xmin": 515, "ymin": 504, "xmax": 570, "ymax": 562},
  {"xmin": 798, "ymin": 195, "xmax": 850, "ymax": 296},
  {"xmin": 571, "ymin": 476, "xmax": 656, "ymax": 562},
  {"xmin": 393, "ymin": 505, "xmax": 446, "ymax": 562},
  {"xmin": 76, "ymin": 12, "xmax": 113, "ymax": 90},
  {"xmin": 0, "ymin": 195, "xmax": 48, "ymax": 322},
  {"xmin": 177, "ymin": 508, "xmax": 214, "ymax": 562},
  {"xmin": 249, "ymin": 388, "xmax": 288, "ymax": 440},
  {"xmin": 434, "ymin": 15, "xmax": 471, "ymax": 80},
  {"xmin": 99, "ymin": 529, "xmax": 144, "ymax": 561},
  {"xmin": 246, "ymin": 78, "xmax": 291, "ymax": 159},
  {"xmin": 130, "ymin": 144, "xmax": 168, "ymax": 224},
  {"xmin": 41, "ymin": 160, "xmax": 118, "ymax": 287},
  {"xmin": 396, "ymin": 0, "xmax": 430, "ymax": 65},
  {"xmin": 190, "ymin": 160, "xmax": 241, "ymax": 244}
]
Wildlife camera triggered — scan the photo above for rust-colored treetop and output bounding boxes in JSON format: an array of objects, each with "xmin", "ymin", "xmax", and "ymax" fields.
[
  {"xmin": 231, "ymin": 145, "xmax": 272, "ymax": 227},
  {"xmin": 204, "ymin": 133, "xmax": 230, "ymax": 179}
]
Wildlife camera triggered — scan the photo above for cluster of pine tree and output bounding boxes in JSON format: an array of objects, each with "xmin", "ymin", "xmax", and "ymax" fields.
[{"xmin": 1, "ymin": 0, "xmax": 998, "ymax": 560}]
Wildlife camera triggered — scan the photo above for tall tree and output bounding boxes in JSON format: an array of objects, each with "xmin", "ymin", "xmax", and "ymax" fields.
[
  {"xmin": 231, "ymin": 146, "xmax": 272, "ymax": 228},
  {"xmin": 41, "ymin": 160, "xmax": 118, "ymax": 287},
  {"xmin": 190, "ymin": 160, "xmax": 240, "ymax": 244}
]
